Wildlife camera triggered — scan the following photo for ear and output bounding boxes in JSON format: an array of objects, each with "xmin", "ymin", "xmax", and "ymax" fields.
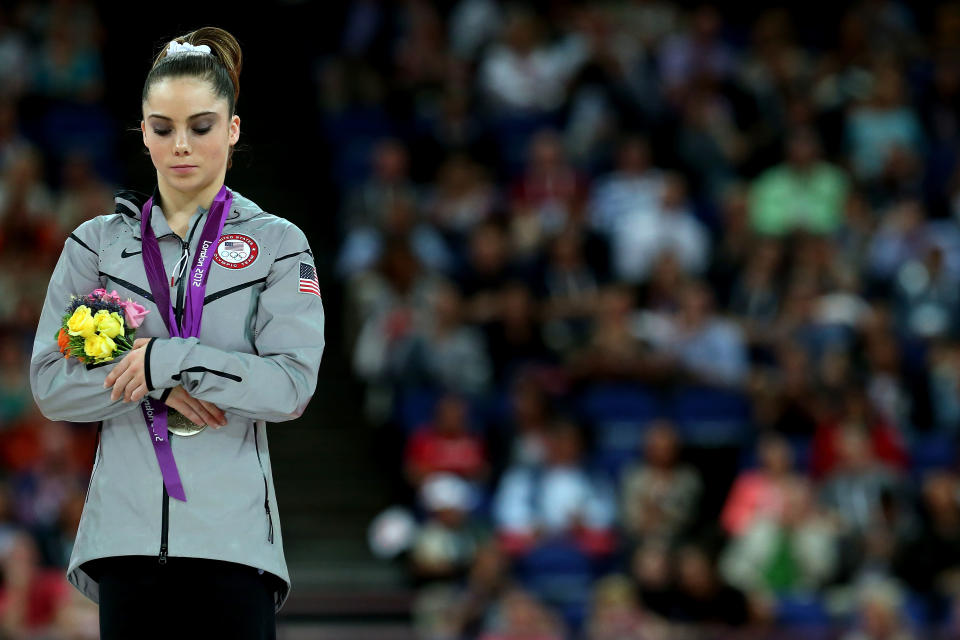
[
  {"xmin": 141, "ymin": 120, "xmax": 147, "ymax": 146},
  {"xmin": 229, "ymin": 114, "xmax": 240, "ymax": 146}
]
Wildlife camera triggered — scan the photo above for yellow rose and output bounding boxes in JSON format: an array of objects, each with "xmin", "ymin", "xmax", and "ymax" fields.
[
  {"xmin": 94, "ymin": 310, "xmax": 125, "ymax": 339},
  {"xmin": 66, "ymin": 305, "xmax": 96, "ymax": 338},
  {"xmin": 84, "ymin": 334, "xmax": 117, "ymax": 361}
]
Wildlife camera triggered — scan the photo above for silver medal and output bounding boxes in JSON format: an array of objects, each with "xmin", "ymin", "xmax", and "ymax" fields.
[{"xmin": 166, "ymin": 408, "xmax": 206, "ymax": 436}]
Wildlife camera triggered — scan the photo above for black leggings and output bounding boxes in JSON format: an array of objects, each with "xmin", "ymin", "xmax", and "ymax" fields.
[{"xmin": 84, "ymin": 555, "xmax": 279, "ymax": 640}]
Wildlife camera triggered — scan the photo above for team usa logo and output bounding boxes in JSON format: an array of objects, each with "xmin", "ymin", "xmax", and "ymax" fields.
[{"xmin": 213, "ymin": 233, "xmax": 259, "ymax": 269}]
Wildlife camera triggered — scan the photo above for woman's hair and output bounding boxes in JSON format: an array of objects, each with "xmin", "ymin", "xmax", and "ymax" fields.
[{"xmin": 142, "ymin": 27, "xmax": 242, "ymax": 168}]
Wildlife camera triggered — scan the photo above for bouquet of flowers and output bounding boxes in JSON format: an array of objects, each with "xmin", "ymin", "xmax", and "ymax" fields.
[{"xmin": 56, "ymin": 288, "xmax": 150, "ymax": 364}]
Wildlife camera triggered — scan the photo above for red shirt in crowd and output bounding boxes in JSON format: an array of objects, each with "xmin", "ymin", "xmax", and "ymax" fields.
[{"xmin": 404, "ymin": 423, "xmax": 487, "ymax": 481}]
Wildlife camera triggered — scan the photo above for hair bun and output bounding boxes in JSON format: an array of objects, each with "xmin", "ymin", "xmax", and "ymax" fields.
[{"xmin": 183, "ymin": 27, "xmax": 242, "ymax": 106}]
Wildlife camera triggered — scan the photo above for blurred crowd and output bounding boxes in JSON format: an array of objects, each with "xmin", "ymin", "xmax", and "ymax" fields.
[
  {"xmin": 0, "ymin": 0, "xmax": 115, "ymax": 637},
  {"xmin": 339, "ymin": 1, "xmax": 960, "ymax": 639}
]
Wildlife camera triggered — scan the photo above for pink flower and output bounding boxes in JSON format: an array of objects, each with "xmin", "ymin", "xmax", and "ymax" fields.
[
  {"xmin": 90, "ymin": 288, "xmax": 122, "ymax": 304},
  {"xmin": 120, "ymin": 299, "xmax": 149, "ymax": 328}
]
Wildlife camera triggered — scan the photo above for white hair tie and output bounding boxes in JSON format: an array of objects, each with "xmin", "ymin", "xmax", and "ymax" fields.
[{"xmin": 165, "ymin": 40, "xmax": 212, "ymax": 58}]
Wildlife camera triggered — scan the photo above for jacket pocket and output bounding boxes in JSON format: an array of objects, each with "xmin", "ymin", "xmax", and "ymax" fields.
[
  {"xmin": 252, "ymin": 421, "xmax": 274, "ymax": 544},
  {"xmin": 85, "ymin": 422, "xmax": 103, "ymax": 504}
]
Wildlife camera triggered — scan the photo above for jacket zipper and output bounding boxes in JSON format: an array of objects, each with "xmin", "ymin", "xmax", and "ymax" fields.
[
  {"xmin": 159, "ymin": 213, "xmax": 204, "ymax": 565},
  {"xmin": 253, "ymin": 423, "xmax": 275, "ymax": 543},
  {"xmin": 85, "ymin": 422, "xmax": 103, "ymax": 504}
]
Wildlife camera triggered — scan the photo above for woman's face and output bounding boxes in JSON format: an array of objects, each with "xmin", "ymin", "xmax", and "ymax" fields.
[{"xmin": 140, "ymin": 76, "xmax": 240, "ymax": 195}]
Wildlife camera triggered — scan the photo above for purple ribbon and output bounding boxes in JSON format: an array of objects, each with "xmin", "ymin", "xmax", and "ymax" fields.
[{"xmin": 138, "ymin": 185, "xmax": 233, "ymax": 502}]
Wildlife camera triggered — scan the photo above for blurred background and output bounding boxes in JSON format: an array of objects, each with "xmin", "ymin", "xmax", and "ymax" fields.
[{"xmin": 3, "ymin": 0, "xmax": 960, "ymax": 638}]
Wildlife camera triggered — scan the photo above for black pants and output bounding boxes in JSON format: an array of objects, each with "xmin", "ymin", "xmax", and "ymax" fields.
[{"xmin": 83, "ymin": 555, "xmax": 279, "ymax": 640}]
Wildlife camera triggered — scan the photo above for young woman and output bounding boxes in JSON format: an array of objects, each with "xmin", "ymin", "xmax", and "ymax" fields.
[{"xmin": 28, "ymin": 27, "xmax": 325, "ymax": 638}]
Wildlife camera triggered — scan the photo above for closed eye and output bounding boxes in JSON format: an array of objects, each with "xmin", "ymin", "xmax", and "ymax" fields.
[{"xmin": 152, "ymin": 127, "xmax": 212, "ymax": 136}]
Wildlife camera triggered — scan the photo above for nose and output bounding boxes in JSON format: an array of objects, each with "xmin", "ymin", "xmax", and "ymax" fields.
[{"xmin": 174, "ymin": 131, "xmax": 190, "ymax": 155}]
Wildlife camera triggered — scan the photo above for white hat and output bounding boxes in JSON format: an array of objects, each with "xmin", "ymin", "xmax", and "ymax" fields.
[{"xmin": 420, "ymin": 473, "xmax": 477, "ymax": 512}]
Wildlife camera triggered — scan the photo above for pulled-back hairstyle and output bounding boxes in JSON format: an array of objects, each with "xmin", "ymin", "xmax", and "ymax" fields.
[{"xmin": 142, "ymin": 27, "xmax": 242, "ymax": 168}]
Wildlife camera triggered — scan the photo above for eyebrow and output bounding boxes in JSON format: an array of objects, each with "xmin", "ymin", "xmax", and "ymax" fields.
[{"xmin": 147, "ymin": 111, "xmax": 218, "ymax": 120}]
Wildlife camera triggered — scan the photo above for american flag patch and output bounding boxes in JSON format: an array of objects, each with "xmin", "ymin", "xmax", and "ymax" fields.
[{"xmin": 298, "ymin": 262, "xmax": 321, "ymax": 298}]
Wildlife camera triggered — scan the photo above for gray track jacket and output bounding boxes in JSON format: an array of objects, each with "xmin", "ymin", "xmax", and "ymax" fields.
[{"xmin": 29, "ymin": 185, "xmax": 325, "ymax": 612}]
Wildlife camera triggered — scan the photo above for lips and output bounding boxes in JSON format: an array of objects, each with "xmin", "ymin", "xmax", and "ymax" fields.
[{"xmin": 170, "ymin": 165, "xmax": 197, "ymax": 174}]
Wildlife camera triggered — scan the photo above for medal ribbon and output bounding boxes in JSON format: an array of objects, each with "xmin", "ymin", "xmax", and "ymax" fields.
[{"xmin": 138, "ymin": 185, "xmax": 233, "ymax": 501}]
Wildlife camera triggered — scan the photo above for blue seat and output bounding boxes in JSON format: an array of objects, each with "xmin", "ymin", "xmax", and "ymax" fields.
[
  {"xmin": 394, "ymin": 388, "xmax": 489, "ymax": 433},
  {"xmin": 591, "ymin": 420, "xmax": 650, "ymax": 480},
  {"xmin": 910, "ymin": 433, "xmax": 957, "ymax": 478},
  {"xmin": 577, "ymin": 384, "xmax": 662, "ymax": 423},
  {"xmin": 776, "ymin": 594, "xmax": 831, "ymax": 627},
  {"xmin": 394, "ymin": 388, "xmax": 441, "ymax": 432},
  {"xmin": 670, "ymin": 386, "xmax": 751, "ymax": 446},
  {"xmin": 514, "ymin": 540, "xmax": 594, "ymax": 632}
]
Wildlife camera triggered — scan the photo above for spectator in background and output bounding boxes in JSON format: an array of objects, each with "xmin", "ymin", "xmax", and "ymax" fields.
[
  {"xmin": 927, "ymin": 339, "xmax": 960, "ymax": 434},
  {"xmin": 53, "ymin": 151, "xmax": 113, "ymax": 243},
  {"xmin": 845, "ymin": 66, "xmax": 924, "ymax": 185},
  {"xmin": 495, "ymin": 375, "xmax": 553, "ymax": 471},
  {"xmin": 606, "ymin": 173, "xmax": 709, "ymax": 286},
  {"xmin": 585, "ymin": 574, "xmax": 664, "ymax": 640},
  {"xmin": 539, "ymin": 227, "xmax": 602, "ymax": 353},
  {"xmin": 841, "ymin": 579, "xmax": 917, "ymax": 640},
  {"xmin": 393, "ymin": 279, "xmax": 493, "ymax": 395},
  {"xmin": 750, "ymin": 341, "xmax": 820, "ymax": 437},
  {"xmin": 629, "ymin": 540, "xmax": 675, "ymax": 621},
  {"xmin": 722, "ymin": 434, "xmax": 802, "ymax": 537},
  {"xmin": 895, "ymin": 471, "xmax": 960, "ymax": 613},
  {"xmin": 337, "ymin": 195, "xmax": 452, "ymax": 278},
  {"xmin": 748, "ymin": 128, "xmax": 849, "ymax": 236},
  {"xmin": 671, "ymin": 544, "xmax": 752, "ymax": 628},
  {"xmin": 31, "ymin": 22, "xmax": 103, "ymax": 103},
  {"xmin": 479, "ymin": 8, "xmax": 587, "ymax": 114},
  {"xmin": 892, "ymin": 244, "xmax": 960, "ymax": 341},
  {"xmin": 0, "ymin": 146, "xmax": 56, "ymax": 255},
  {"xmin": 721, "ymin": 477, "xmax": 838, "ymax": 596},
  {"xmin": 0, "ymin": 99, "xmax": 30, "ymax": 174},
  {"xmin": 819, "ymin": 427, "xmax": 909, "ymax": 542},
  {"xmin": 341, "ymin": 139, "xmax": 419, "ymax": 232},
  {"xmin": 620, "ymin": 420, "xmax": 702, "ymax": 545},
  {"xmin": 425, "ymin": 154, "xmax": 498, "ymax": 244},
  {"xmin": 0, "ymin": 532, "xmax": 71, "ymax": 638},
  {"xmin": 0, "ymin": 8, "xmax": 31, "ymax": 100},
  {"xmin": 675, "ymin": 83, "xmax": 747, "ymax": 201},
  {"xmin": 648, "ymin": 279, "xmax": 749, "ymax": 387},
  {"xmin": 493, "ymin": 418, "xmax": 616, "ymax": 556},
  {"xmin": 569, "ymin": 284, "xmax": 660, "ymax": 382},
  {"xmin": 414, "ymin": 541, "xmax": 514, "ymax": 640},
  {"xmin": 0, "ymin": 335, "xmax": 30, "ymax": 428},
  {"xmin": 811, "ymin": 383, "xmax": 908, "ymax": 478},
  {"xmin": 10, "ymin": 419, "xmax": 89, "ymax": 568},
  {"xmin": 410, "ymin": 473, "xmax": 489, "ymax": 585},
  {"xmin": 728, "ymin": 237, "xmax": 783, "ymax": 346},
  {"xmin": 658, "ymin": 5, "xmax": 735, "ymax": 98},
  {"xmin": 588, "ymin": 136, "xmax": 666, "ymax": 236},
  {"xmin": 404, "ymin": 393, "xmax": 489, "ymax": 490},
  {"xmin": 458, "ymin": 221, "xmax": 524, "ymax": 325},
  {"xmin": 350, "ymin": 241, "xmax": 446, "ymax": 416},
  {"xmin": 509, "ymin": 130, "xmax": 590, "ymax": 259},
  {"xmin": 481, "ymin": 281, "xmax": 552, "ymax": 385},
  {"xmin": 479, "ymin": 588, "xmax": 566, "ymax": 640}
]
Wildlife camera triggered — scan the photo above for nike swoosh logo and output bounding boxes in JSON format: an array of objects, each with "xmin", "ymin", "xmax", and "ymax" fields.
[{"xmin": 121, "ymin": 248, "xmax": 142, "ymax": 258}]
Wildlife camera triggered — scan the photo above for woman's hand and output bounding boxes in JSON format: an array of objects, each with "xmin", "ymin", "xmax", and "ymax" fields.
[
  {"xmin": 104, "ymin": 339, "xmax": 227, "ymax": 427},
  {"xmin": 165, "ymin": 385, "xmax": 227, "ymax": 428},
  {"xmin": 104, "ymin": 338, "xmax": 153, "ymax": 402}
]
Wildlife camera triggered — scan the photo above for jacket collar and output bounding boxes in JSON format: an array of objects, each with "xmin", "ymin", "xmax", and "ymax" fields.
[{"xmin": 113, "ymin": 185, "xmax": 263, "ymax": 239}]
